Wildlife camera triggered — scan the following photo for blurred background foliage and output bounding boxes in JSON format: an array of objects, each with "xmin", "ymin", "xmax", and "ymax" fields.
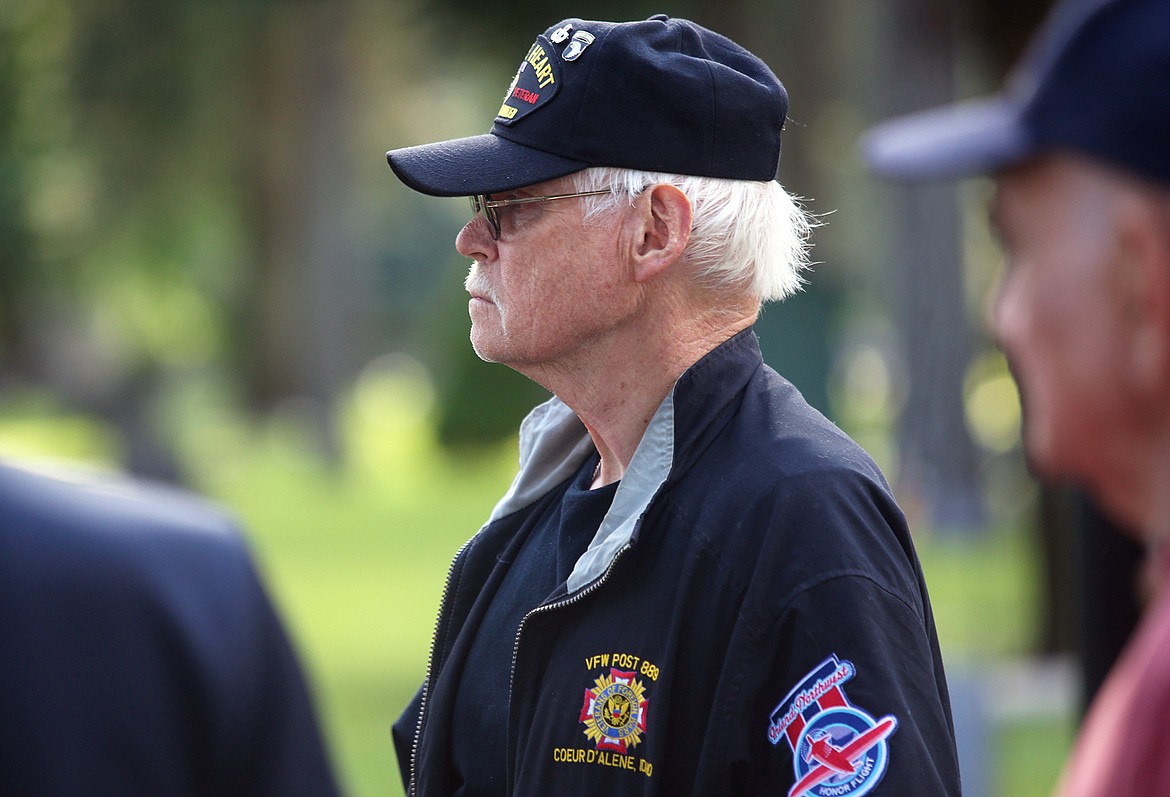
[
  {"xmin": 0, "ymin": 0, "xmax": 1051, "ymax": 505},
  {"xmin": 1, "ymin": 0, "xmax": 1088, "ymax": 794}
]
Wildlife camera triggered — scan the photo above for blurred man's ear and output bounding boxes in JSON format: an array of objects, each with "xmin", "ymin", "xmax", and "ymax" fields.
[{"xmin": 1114, "ymin": 189, "xmax": 1170, "ymax": 393}]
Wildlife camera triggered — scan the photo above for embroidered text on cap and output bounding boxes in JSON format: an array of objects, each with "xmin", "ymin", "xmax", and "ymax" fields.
[{"xmin": 496, "ymin": 38, "xmax": 561, "ymax": 124}]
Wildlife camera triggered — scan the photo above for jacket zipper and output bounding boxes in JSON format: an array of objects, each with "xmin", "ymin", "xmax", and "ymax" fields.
[
  {"xmin": 504, "ymin": 541, "xmax": 635, "ymax": 791},
  {"xmin": 412, "ymin": 523, "xmax": 642, "ymax": 793},
  {"xmin": 408, "ymin": 535, "xmax": 475, "ymax": 797}
]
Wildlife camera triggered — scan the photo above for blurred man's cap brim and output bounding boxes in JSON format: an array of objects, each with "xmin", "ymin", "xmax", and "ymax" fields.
[
  {"xmin": 861, "ymin": 97, "xmax": 1033, "ymax": 181},
  {"xmin": 386, "ymin": 133, "xmax": 588, "ymax": 198}
]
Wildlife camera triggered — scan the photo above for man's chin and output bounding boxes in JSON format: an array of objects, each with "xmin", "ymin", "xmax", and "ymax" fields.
[
  {"xmin": 1020, "ymin": 430, "xmax": 1092, "ymax": 500},
  {"xmin": 468, "ymin": 330, "xmax": 503, "ymax": 365},
  {"xmin": 1020, "ymin": 427, "xmax": 1062, "ymax": 482}
]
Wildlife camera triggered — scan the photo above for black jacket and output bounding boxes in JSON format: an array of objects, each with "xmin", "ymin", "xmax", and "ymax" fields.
[
  {"xmin": 0, "ymin": 462, "xmax": 341, "ymax": 797},
  {"xmin": 395, "ymin": 330, "xmax": 961, "ymax": 796}
]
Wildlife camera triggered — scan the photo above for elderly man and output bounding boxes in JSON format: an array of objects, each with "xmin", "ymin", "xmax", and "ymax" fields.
[
  {"xmin": 863, "ymin": 0, "xmax": 1170, "ymax": 794},
  {"xmin": 387, "ymin": 15, "xmax": 960, "ymax": 796}
]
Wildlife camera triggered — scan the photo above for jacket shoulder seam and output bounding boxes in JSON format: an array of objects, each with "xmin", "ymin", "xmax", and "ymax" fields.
[{"xmin": 769, "ymin": 570, "xmax": 925, "ymax": 629}]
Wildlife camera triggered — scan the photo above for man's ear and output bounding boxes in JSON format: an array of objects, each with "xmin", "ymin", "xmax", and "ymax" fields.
[
  {"xmin": 1114, "ymin": 194, "xmax": 1170, "ymax": 394},
  {"xmin": 630, "ymin": 183, "xmax": 692, "ymax": 284}
]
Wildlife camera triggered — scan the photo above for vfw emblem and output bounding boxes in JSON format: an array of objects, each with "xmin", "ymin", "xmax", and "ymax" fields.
[
  {"xmin": 580, "ymin": 668, "xmax": 648, "ymax": 753},
  {"xmin": 767, "ymin": 656, "xmax": 898, "ymax": 797}
]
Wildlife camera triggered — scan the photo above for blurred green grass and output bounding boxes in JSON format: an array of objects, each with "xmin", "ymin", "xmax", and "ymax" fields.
[
  {"xmin": 997, "ymin": 717, "xmax": 1076, "ymax": 797},
  {"xmin": 210, "ymin": 449, "xmax": 517, "ymax": 797},
  {"xmin": 178, "ymin": 371, "xmax": 522, "ymax": 797},
  {"xmin": 1, "ymin": 375, "xmax": 1073, "ymax": 797}
]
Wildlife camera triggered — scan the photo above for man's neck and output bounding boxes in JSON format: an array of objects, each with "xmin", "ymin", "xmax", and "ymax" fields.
[
  {"xmin": 1092, "ymin": 424, "xmax": 1170, "ymax": 545},
  {"xmin": 523, "ymin": 310, "xmax": 755, "ymax": 487},
  {"xmin": 1138, "ymin": 443, "xmax": 1170, "ymax": 544}
]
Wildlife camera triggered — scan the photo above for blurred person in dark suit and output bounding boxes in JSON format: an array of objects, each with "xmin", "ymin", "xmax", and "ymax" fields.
[
  {"xmin": 0, "ymin": 459, "xmax": 342, "ymax": 796},
  {"xmin": 864, "ymin": 0, "xmax": 1170, "ymax": 794}
]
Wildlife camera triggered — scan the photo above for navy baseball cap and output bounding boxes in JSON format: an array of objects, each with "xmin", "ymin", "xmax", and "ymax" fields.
[
  {"xmin": 861, "ymin": 0, "xmax": 1170, "ymax": 186},
  {"xmin": 386, "ymin": 15, "xmax": 788, "ymax": 197}
]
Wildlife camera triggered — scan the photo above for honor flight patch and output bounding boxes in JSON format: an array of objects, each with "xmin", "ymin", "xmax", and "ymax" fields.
[{"xmin": 768, "ymin": 656, "xmax": 898, "ymax": 797}]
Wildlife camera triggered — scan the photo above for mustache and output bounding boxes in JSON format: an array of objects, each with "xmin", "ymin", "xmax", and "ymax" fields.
[{"xmin": 464, "ymin": 264, "xmax": 497, "ymax": 303}]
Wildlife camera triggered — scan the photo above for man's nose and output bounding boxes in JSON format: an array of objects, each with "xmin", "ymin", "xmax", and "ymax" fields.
[
  {"xmin": 989, "ymin": 275, "xmax": 1018, "ymax": 353},
  {"xmin": 456, "ymin": 216, "xmax": 496, "ymax": 261}
]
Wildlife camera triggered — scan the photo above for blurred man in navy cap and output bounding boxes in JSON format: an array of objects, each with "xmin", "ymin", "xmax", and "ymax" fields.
[
  {"xmin": 0, "ymin": 461, "xmax": 342, "ymax": 796},
  {"xmin": 863, "ymin": 0, "xmax": 1170, "ymax": 794},
  {"xmin": 386, "ymin": 15, "xmax": 960, "ymax": 796}
]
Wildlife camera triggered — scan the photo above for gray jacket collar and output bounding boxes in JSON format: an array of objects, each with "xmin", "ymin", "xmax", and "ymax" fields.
[{"xmin": 487, "ymin": 387, "xmax": 676, "ymax": 593}]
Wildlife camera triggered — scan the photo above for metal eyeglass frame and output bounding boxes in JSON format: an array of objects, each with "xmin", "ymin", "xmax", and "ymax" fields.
[{"xmin": 469, "ymin": 189, "xmax": 613, "ymax": 240}]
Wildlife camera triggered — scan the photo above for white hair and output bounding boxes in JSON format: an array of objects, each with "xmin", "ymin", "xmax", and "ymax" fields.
[{"xmin": 570, "ymin": 166, "xmax": 815, "ymax": 303}]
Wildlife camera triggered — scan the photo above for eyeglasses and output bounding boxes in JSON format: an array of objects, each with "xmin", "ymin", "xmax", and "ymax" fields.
[{"xmin": 469, "ymin": 189, "xmax": 613, "ymax": 240}]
